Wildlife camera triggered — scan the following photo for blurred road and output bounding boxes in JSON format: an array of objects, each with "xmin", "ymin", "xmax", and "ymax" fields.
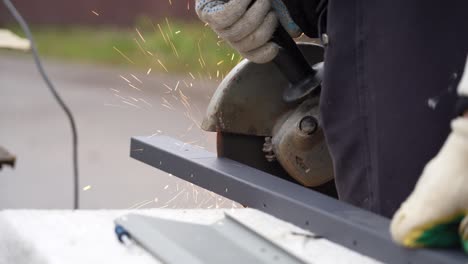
[{"xmin": 0, "ymin": 52, "xmax": 230, "ymax": 209}]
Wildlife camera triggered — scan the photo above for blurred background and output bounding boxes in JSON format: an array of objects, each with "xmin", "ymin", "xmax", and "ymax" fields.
[{"xmin": 0, "ymin": 0, "xmax": 240, "ymax": 209}]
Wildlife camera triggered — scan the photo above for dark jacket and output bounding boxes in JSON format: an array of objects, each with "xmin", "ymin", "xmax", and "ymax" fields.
[{"xmin": 281, "ymin": 0, "xmax": 327, "ymax": 38}]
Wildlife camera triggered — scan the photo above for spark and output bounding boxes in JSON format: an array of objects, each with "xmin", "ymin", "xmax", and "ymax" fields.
[
  {"xmin": 179, "ymin": 90, "xmax": 191, "ymax": 110},
  {"xmin": 217, "ymin": 60, "xmax": 224, "ymax": 66},
  {"xmin": 174, "ymin": 81, "xmax": 180, "ymax": 91},
  {"xmin": 197, "ymin": 39, "xmax": 206, "ymax": 67},
  {"xmin": 83, "ymin": 185, "xmax": 92, "ymax": 191},
  {"xmin": 104, "ymin": 103, "xmax": 126, "ymax": 108},
  {"xmin": 146, "ymin": 50, "xmax": 154, "ymax": 56},
  {"xmin": 134, "ymin": 38, "xmax": 147, "ymax": 56},
  {"xmin": 139, "ymin": 98, "xmax": 153, "ymax": 107},
  {"xmin": 163, "ymin": 83, "xmax": 173, "ymax": 91},
  {"xmin": 165, "ymin": 17, "xmax": 174, "ymax": 38},
  {"xmin": 157, "ymin": 23, "xmax": 169, "ymax": 45},
  {"xmin": 113, "ymin": 46, "xmax": 135, "ymax": 64},
  {"xmin": 231, "ymin": 53, "xmax": 235, "ymax": 61},
  {"xmin": 130, "ymin": 74, "xmax": 143, "ymax": 84},
  {"xmin": 162, "ymin": 97, "xmax": 175, "ymax": 109},
  {"xmin": 91, "ymin": 10, "xmax": 100, "ymax": 16},
  {"xmin": 129, "ymin": 96, "xmax": 139, "ymax": 102},
  {"xmin": 114, "ymin": 93, "xmax": 129, "ymax": 101},
  {"xmin": 119, "ymin": 75, "xmax": 131, "ymax": 83},
  {"xmin": 216, "ymin": 70, "xmax": 220, "ymax": 78},
  {"xmin": 164, "ymin": 185, "xmax": 169, "ymax": 190},
  {"xmin": 148, "ymin": 130, "xmax": 163, "ymax": 138},
  {"xmin": 175, "ymin": 30, "xmax": 181, "ymax": 34},
  {"xmin": 122, "ymin": 100, "xmax": 142, "ymax": 109},
  {"xmin": 128, "ymin": 200, "xmax": 152, "ymax": 209},
  {"xmin": 169, "ymin": 39, "xmax": 180, "ymax": 58},
  {"xmin": 146, "ymin": 68, "xmax": 152, "ymax": 75},
  {"xmin": 165, "ymin": 189, "xmax": 186, "ymax": 205},
  {"xmin": 128, "ymin": 83, "xmax": 142, "ymax": 91},
  {"xmin": 110, "ymin": 88, "xmax": 120, "ymax": 93},
  {"xmin": 135, "ymin": 200, "xmax": 154, "ymax": 209},
  {"xmin": 162, "ymin": 104, "xmax": 173, "ymax": 110},
  {"xmin": 189, "ymin": 72, "xmax": 196, "ymax": 80},
  {"xmin": 186, "ymin": 123, "xmax": 195, "ymax": 132},
  {"xmin": 157, "ymin": 59, "xmax": 169, "ymax": 72},
  {"xmin": 135, "ymin": 28, "xmax": 146, "ymax": 43},
  {"xmin": 132, "ymin": 148, "xmax": 144, "ymax": 152}
]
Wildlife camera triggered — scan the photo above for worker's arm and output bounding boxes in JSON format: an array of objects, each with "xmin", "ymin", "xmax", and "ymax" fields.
[
  {"xmin": 390, "ymin": 58, "xmax": 468, "ymax": 254},
  {"xmin": 195, "ymin": 0, "xmax": 308, "ymax": 63},
  {"xmin": 279, "ymin": 0, "xmax": 327, "ymax": 38}
]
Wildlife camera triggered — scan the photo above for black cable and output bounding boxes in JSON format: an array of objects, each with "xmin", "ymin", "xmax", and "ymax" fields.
[{"xmin": 3, "ymin": 0, "xmax": 80, "ymax": 209}]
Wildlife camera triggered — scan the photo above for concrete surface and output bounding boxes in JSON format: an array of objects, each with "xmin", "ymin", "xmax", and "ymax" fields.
[
  {"xmin": 0, "ymin": 52, "xmax": 229, "ymax": 209},
  {"xmin": 0, "ymin": 209, "xmax": 380, "ymax": 264}
]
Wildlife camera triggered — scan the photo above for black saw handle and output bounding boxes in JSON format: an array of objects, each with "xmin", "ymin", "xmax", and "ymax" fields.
[{"xmin": 272, "ymin": 25, "xmax": 321, "ymax": 103}]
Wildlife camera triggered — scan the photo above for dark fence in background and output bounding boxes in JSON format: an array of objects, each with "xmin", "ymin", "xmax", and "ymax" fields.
[{"xmin": 0, "ymin": 0, "xmax": 196, "ymax": 26}]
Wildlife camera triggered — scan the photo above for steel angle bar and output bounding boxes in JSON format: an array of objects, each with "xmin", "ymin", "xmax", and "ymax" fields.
[{"xmin": 130, "ymin": 136, "xmax": 467, "ymax": 264}]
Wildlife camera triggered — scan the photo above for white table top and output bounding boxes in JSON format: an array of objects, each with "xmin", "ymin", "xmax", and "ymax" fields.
[{"xmin": 0, "ymin": 209, "xmax": 380, "ymax": 264}]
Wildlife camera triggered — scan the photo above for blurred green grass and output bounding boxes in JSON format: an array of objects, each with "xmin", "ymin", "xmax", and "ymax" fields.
[{"xmin": 9, "ymin": 18, "xmax": 240, "ymax": 75}]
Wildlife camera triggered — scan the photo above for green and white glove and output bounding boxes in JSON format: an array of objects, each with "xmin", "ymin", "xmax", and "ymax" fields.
[
  {"xmin": 195, "ymin": 0, "xmax": 301, "ymax": 64},
  {"xmin": 390, "ymin": 117, "xmax": 468, "ymax": 252}
]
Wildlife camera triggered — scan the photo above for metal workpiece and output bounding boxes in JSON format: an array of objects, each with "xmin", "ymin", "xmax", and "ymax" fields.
[
  {"xmin": 130, "ymin": 136, "xmax": 468, "ymax": 264},
  {"xmin": 115, "ymin": 213, "xmax": 307, "ymax": 264}
]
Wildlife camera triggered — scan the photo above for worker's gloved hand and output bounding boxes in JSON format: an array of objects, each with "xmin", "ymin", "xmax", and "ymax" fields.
[
  {"xmin": 195, "ymin": 0, "xmax": 301, "ymax": 64},
  {"xmin": 390, "ymin": 117, "xmax": 468, "ymax": 253}
]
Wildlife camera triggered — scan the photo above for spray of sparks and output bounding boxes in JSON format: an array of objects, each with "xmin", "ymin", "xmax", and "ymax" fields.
[{"xmin": 101, "ymin": 1, "xmax": 241, "ymax": 209}]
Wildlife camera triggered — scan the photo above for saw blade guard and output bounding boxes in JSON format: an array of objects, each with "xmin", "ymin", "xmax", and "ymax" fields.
[{"xmin": 202, "ymin": 42, "xmax": 334, "ymax": 187}]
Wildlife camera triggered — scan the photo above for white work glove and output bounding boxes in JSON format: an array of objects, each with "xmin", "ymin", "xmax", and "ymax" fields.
[
  {"xmin": 195, "ymin": 0, "xmax": 301, "ymax": 64},
  {"xmin": 390, "ymin": 117, "xmax": 468, "ymax": 252}
]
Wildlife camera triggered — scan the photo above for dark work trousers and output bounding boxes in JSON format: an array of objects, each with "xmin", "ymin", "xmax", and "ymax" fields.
[{"xmin": 321, "ymin": 0, "xmax": 468, "ymax": 217}]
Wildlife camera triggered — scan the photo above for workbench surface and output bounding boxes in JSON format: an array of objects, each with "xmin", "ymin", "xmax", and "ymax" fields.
[{"xmin": 0, "ymin": 209, "xmax": 380, "ymax": 264}]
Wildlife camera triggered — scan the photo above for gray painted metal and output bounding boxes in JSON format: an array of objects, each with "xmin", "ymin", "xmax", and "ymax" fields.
[
  {"xmin": 115, "ymin": 213, "xmax": 307, "ymax": 264},
  {"xmin": 130, "ymin": 136, "xmax": 468, "ymax": 264}
]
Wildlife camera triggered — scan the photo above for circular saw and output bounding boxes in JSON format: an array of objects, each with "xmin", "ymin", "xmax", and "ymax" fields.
[{"xmin": 201, "ymin": 27, "xmax": 337, "ymax": 198}]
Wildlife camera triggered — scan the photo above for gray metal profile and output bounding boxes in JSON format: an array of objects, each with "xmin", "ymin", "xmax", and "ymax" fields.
[
  {"xmin": 115, "ymin": 213, "xmax": 307, "ymax": 264},
  {"xmin": 130, "ymin": 135, "xmax": 468, "ymax": 264}
]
